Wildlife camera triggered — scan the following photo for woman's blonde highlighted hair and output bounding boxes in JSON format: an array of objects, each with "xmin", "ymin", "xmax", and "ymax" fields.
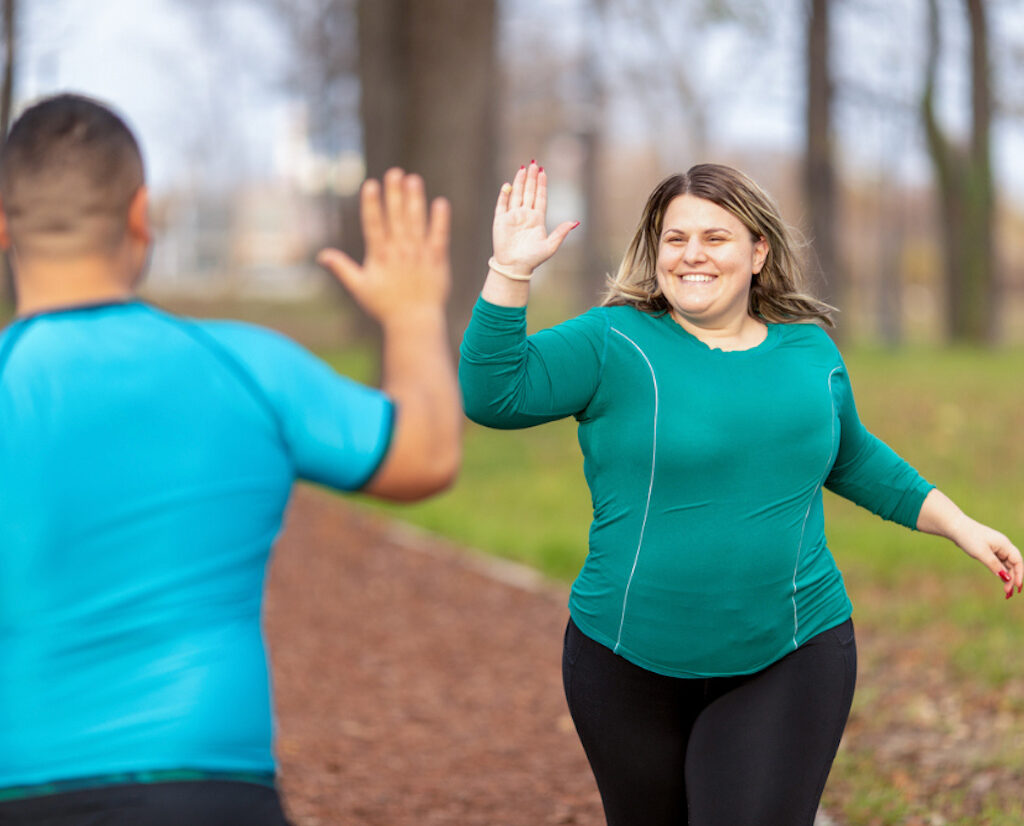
[{"xmin": 602, "ymin": 163, "xmax": 836, "ymax": 326}]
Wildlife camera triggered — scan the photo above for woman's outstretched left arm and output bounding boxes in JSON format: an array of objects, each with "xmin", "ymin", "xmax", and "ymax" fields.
[{"xmin": 916, "ymin": 488, "xmax": 1023, "ymax": 599}]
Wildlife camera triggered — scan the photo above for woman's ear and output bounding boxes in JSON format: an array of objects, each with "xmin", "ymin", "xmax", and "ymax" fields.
[{"xmin": 753, "ymin": 236, "xmax": 769, "ymax": 274}]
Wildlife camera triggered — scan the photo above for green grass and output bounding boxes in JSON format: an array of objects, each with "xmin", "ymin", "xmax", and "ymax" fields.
[{"xmin": 830, "ymin": 746, "xmax": 1024, "ymax": 825}]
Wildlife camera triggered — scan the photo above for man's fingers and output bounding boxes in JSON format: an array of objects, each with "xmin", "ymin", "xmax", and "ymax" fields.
[
  {"xmin": 360, "ymin": 179, "xmax": 386, "ymax": 251},
  {"xmin": 316, "ymin": 247, "xmax": 363, "ymax": 292},
  {"xmin": 428, "ymin": 197, "xmax": 452, "ymax": 257},
  {"xmin": 383, "ymin": 167, "xmax": 405, "ymax": 235},
  {"xmin": 403, "ymin": 173, "xmax": 427, "ymax": 235}
]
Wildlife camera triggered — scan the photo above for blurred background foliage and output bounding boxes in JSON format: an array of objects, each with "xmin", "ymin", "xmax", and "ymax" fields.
[{"xmin": 4, "ymin": 0, "xmax": 1024, "ymax": 346}]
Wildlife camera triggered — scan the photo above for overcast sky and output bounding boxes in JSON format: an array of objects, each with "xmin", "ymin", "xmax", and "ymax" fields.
[{"xmin": 18, "ymin": 0, "xmax": 290, "ymax": 190}]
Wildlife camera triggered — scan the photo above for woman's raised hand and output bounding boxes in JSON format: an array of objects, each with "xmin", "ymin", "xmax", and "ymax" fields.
[{"xmin": 492, "ymin": 161, "xmax": 579, "ymax": 277}]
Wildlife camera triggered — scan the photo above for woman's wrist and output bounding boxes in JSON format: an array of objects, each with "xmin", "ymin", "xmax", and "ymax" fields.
[
  {"xmin": 488, "ymin": 256, "xmax": 534, "ymax": 281},
  {"xmin": 481, "ymin": 266, "xmax": 531, "ymax": 307},
  {"xmin": 917, "ymin": 488, "xmax": 970, "ymax": 542}
]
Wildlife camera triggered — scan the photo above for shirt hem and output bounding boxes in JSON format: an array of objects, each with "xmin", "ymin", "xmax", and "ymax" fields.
[
  {"xmin": 568, "ymin": 604, "xmax": 854, "ymax": 679},
  {"xmin": 0, "ymin": 768, "xmax": 277, "ymax": 802}
]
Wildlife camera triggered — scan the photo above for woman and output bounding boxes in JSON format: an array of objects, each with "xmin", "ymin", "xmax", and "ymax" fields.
[{"xmin": 458, "ymin": 161, "xmax": 1022, "ymax": 826}]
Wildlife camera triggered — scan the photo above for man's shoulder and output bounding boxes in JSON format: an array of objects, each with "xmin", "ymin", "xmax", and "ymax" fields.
[{"xmin": 184, "ymin": 317, "xmax": 311, "ymax": 365}]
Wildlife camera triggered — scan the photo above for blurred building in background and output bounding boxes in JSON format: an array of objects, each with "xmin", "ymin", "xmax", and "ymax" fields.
[{"xmin": 145, "ymin": 104, "xmax": 360, "ymax": 301}]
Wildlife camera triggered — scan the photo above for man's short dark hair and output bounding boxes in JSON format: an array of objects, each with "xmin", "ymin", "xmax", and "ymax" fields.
[{"xmin": 0, "ymin": 93, "xmax": 145, "ymax": 256}]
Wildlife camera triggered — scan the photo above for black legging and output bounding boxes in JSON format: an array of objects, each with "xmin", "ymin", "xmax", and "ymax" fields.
[{"xmin": 562, "ymin": 617, "xmax": 857, "ymax": 826}]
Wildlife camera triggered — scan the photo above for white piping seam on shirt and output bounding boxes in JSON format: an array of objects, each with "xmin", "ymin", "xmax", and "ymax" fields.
[
  {"xmin": 791, "ymin": 365, "xmax": 842, "ymax": 649},
  {"xmin": 609, "ymin": 327, "xmax": 658, "ymax": 654}
]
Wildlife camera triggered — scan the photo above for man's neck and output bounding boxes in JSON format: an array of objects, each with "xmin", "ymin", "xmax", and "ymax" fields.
[{"xmin": 13, "ymin": 255, "xmax": 137, "ymax": 318}]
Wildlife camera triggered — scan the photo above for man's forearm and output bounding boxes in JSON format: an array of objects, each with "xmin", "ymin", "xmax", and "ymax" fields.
[{"xmin": 366, "ymin": 308, "xmax": 461, "ymax": 500}]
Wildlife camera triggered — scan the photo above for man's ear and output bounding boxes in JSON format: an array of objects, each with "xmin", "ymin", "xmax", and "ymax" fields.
[
  {"xmin": 0, "ymin": 196, "xmax": 11, "ymax": 251},
  {"xmin": 127, "ymin": 186, "xmax": 151, "ymax": 245}
]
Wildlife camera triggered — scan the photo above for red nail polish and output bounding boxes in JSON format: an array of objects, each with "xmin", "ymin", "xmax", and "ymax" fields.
[
  {"xmin": 999, "ymin": 570, "xmax": 1011, "ymax": 583},
  {"xmin": 520, "ymin": 165, "xmax": 525, "ymax": 170},
  {"xmin": 572, "ymin": 221, "xmax": 580, "ymax": 229},
  {"xmin": 530, "ymin": 159, "xmax": 536, "ymax": 165},
  {"xmin": 539, "ymin": 166, "xmax": 544, "ymax": 172},
  {"xmin": 1006, "ymin": 590, "xmax": 1012, "ymax": 600}
]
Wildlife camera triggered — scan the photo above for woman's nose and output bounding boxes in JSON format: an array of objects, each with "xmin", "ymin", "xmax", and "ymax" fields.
[{"xmin": 682, "ymin": 237, "xmax": 707, "ymax": 262}]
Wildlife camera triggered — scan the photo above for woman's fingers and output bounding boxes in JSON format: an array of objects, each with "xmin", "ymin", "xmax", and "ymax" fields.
[
  {"xmin": 509, "ymin": 165, "xmax": 527, "ymax": 209},
  {"xmin": 499, "ymin": 161, "xmax": 548, "ymax": 215},
  {"xmin": 979, "ymin": 548, "xmax": 1011, "ymax": 598},
  {"xmin": 495, "ymin": 181, "xmax": 512, "ymax": 216},
  {"xmin": 535, "ymin": 168, "xmax": 549, "ymax": 216},
  {"xmin": 523, "ymin": 161, "xmax": 539, "ymax": 209},
  {"xmin": 974, "ymin": 533, "xmax": 1023, "ymax": 599},
  {"xmin": 996, "ymin": 540, "xmax": 1024, "ymax": 596},
  {"xmin": 545, "ymin": 219, "xmax": 581, "ymax": 256}
]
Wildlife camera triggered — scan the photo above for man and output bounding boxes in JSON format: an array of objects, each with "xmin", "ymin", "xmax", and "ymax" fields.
[{"xmin": 0, "ymin": 93, "xmax": 461, "ymax": 824}]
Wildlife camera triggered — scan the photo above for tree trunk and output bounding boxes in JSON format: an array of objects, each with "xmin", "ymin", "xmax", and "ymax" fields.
[
  {"xmin": 920, "ymin": 0, "xmax": 995, "ymax": 343},
  {"xmin": 357, "ymin": 0, "xmax": 498, "ymax": 341},
  {"xmin": 1, "ymin": 0, "xmax": 15, "ymax": 309},
  {"xmin": 964, "ymin": 0, "xmax": 995, "ymax": 342},
  {"xmin": 578, "ymin": 126, "xmax": 607, "ymax": 310},
  {"xmin": 576, "ymin": 39, "xmax": 611, "ymax": 312},
  {"xmin": 803, "ymin": 0, "xmax": 840, "ymax": 334},
  {"xmin": 876, "ymin": 186, "xmax": 905, "ymax": 347}
]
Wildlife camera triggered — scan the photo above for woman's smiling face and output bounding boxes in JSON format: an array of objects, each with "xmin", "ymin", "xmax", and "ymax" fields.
[{"xmin": 655, "ymin": 194, "xmax": 769, "ymax": 331}]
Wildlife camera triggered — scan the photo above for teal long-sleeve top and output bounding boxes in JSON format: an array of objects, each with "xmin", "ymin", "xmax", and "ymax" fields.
[{"xmin": 459, "ymin": 297, "xmax": 934, "ymax": 678}]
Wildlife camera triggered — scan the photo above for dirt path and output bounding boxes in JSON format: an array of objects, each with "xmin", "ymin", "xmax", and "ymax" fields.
[{"xmin": 265, "ymin": 486, "xmax": 604, "ymax": 826}]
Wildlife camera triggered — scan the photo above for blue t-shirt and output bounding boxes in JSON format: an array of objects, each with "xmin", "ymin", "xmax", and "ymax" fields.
[{"xmin": 0, "ymin": 300, "xmax": 394, "ymax": 789}]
